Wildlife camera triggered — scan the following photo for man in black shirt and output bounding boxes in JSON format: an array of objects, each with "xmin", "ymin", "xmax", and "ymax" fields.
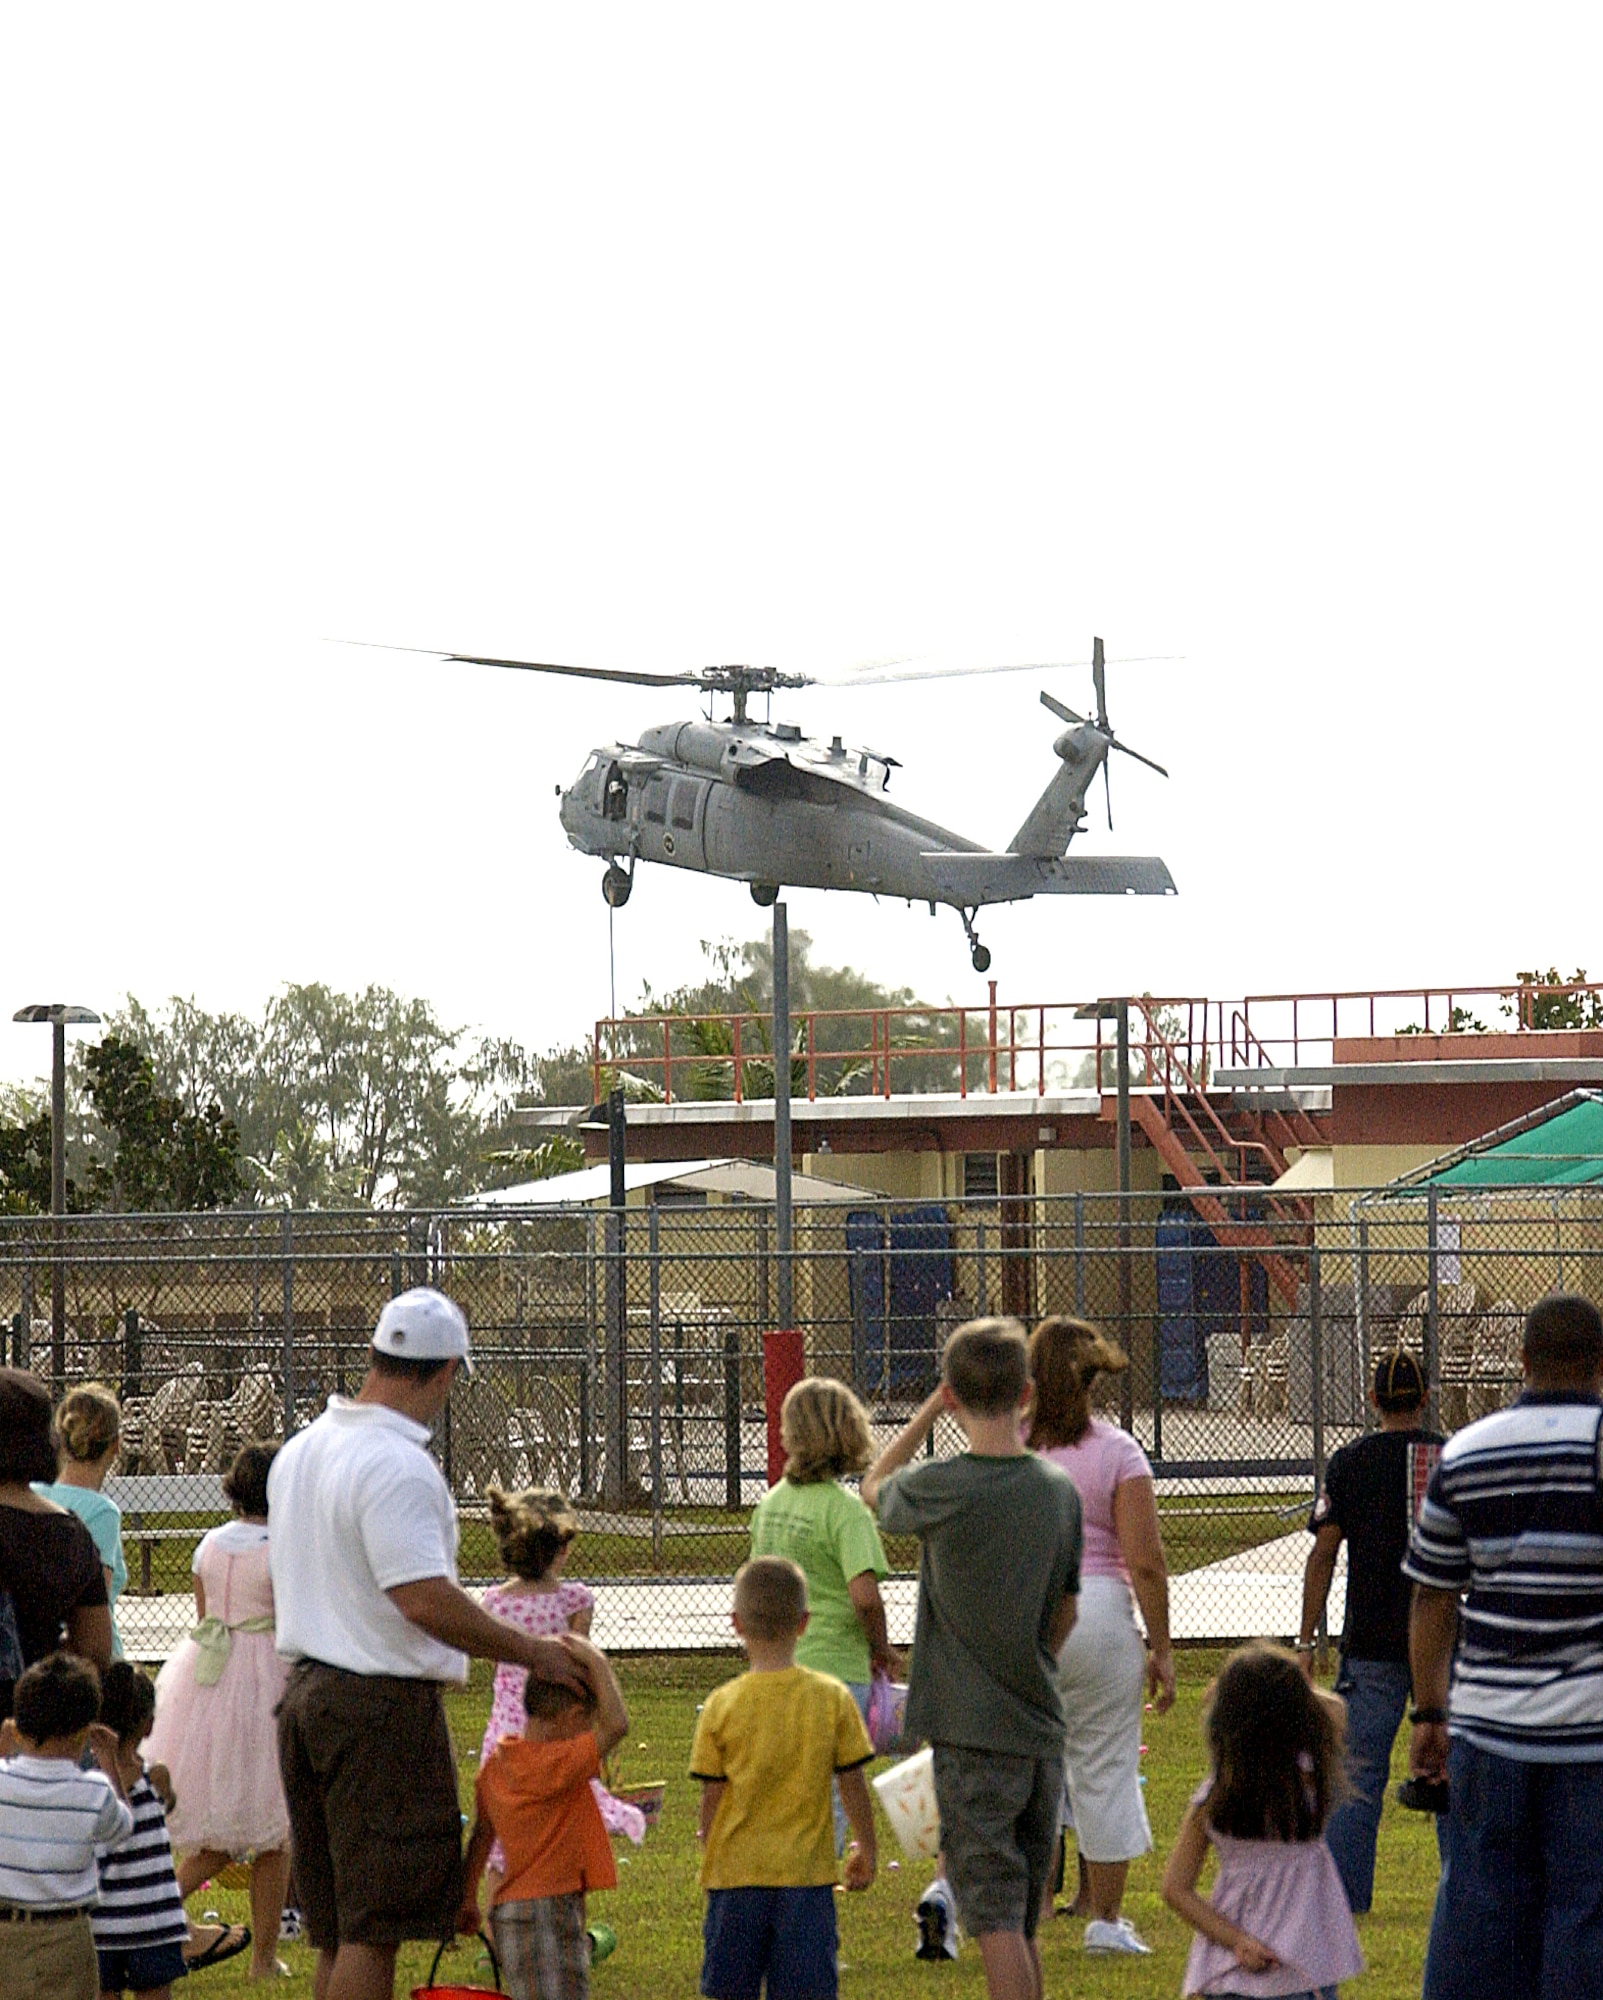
[{"xmin": 1298, "ymin": 1348, "xmax": 1445, "ymax": 1913}]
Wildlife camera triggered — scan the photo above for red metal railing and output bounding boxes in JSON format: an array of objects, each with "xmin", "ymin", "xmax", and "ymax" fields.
[{"xmin": 588, "ymin": 977, "xmax": 1603, "ymax": 1106}]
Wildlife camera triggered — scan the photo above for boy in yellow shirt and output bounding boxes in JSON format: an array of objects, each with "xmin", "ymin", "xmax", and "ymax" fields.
[{"xmin": 690, "ymin": 1557, "xmax": 876, "ymax": 2000}]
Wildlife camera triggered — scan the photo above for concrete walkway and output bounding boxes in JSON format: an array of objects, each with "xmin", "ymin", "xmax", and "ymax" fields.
[{"xmin": 118, "ymin": 1532, "xmax": 1342, "ymax": 1659}]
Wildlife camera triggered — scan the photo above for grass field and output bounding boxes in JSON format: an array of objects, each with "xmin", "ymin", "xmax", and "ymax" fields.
[
  {"xmin": 128, "ymin": 1491, "xmax": 1313, "ymax": 1595},
  {"xmin": 186, "ymin": 1646, "xmax": 1436, "ymax": 2000}
]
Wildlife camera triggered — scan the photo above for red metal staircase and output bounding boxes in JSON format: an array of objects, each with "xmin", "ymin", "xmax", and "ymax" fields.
[{"xmin": 1100, "ymin": 1000, "xmax": 1316, "ymax": 1308}]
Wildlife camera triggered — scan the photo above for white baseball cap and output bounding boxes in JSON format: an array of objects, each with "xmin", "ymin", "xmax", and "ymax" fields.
[{"xmin": 373, "ymin": 1288, "xmax": 473, "ymax": 1375}]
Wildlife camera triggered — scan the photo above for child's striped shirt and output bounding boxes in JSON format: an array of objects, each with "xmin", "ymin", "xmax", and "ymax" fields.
[
  {"xmin": 0, "ymin": 1754, "xmax": 132, "ymax": 1906},
  {"xmin": 92, "ymin": 1774, "xmax": 189, "ymax": 1947}
]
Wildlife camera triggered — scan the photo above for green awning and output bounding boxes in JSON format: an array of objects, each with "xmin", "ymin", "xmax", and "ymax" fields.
[{"xmin": 1422, "ymin": 1093, "xmax": 1603, "ymax": 1188}]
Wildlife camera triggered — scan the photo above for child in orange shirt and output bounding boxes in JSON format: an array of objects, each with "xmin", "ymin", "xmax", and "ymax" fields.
[{"xmin": 459, "ymin": 1635, "xmax": 629, "ymax": 2000}]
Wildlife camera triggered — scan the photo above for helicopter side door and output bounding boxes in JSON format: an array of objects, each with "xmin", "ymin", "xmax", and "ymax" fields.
[{"xmin": 658, "ymin": 774, "xmax": 707, "ymax": 869}]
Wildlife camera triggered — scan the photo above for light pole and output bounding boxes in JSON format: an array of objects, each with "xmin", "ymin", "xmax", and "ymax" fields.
[{"xmin": 13, "ymin": 1003, "xmax": 101, "ymax": 1392}]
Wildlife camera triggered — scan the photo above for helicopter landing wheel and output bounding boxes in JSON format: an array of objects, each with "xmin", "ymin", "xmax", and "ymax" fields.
[
  {"xmin": 602, "ymin": 864, "xmax": 633, "ymax": 909},
  {"xmin": 960, "ymin": 907, "xmax": 990, "ymax": 974},
  {"xmin": 750, "ymin": 882, "xmax": 779, "ymax": 908}
]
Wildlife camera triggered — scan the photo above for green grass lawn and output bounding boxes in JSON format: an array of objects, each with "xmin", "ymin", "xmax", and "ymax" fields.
[
  {"xmin": 130, "ymin": 1491, "xmax": 1311, "ymax": 1593},
  {"xmin": 184, "ymin": 1647, "xmax": 1435, "ymax": 1999}
]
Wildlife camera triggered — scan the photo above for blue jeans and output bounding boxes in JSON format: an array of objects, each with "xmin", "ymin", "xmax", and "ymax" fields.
[
  {"xmin": 1325, "ymin": 1655, "xmax": 1444, "ymax": 1913},
  {"xmin": 1423, "ymin": 1737, "xmax": 1603, "ymax": 2000}
]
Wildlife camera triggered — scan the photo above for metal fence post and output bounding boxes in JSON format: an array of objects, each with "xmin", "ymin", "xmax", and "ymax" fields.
[
  {"xmin": 1151, "ymin": 1249, "xmax": 1164, "ymax": 1464},
  {"xmin": 9, "ymin": 1312, "xmax": 22, "ymax": 1371},
  {"xmin": 1355, "ymin": 1211, "xmax": 1372, "ymax": 1432},
  {"xmin": 1425, "ymin": 1187, "xmax": 1440, "ymax": 1433},
  {"xmin": 579, "ymin": 1351, "xmax": 592, "ymax": 1499},
  {"xmin": 649, "ymin": 1206, "xmax": 663, "ymax": 1565},
  {"xmin": 121, "ymin": 1308, "xmax": 142, "ymax": 1402},
  {"xmin": 280, "ymin": 1207, "xmax": 296, "ymax": 1436},
  {"xmin": 602, "ymin": 1209, "xmax": 626, "ymax": 1507},
  {"xmin": 1309, "ymin": 1243, "xmax": 1327, "ymax": 1655},
  {"xmin": 723, "ymin": 1323, "xmax": 742, "ymax": 1509},
  {"xmin": 17, "ymin": 1269, "xmax": 32, "ymax": 1371},
  {"xmin": 1074, "ymin": 1191, "xmax": 1086, "ymax": 1315},
  {"xmin": 1309, "ymin": 1245, "xmax": 1325, "ymax": 1491},
  {"xmin": 976, "ymin": 1220, "xmax": 988, "ymax": 1317}
]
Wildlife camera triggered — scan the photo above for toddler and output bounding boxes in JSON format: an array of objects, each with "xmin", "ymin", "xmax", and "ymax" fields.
[
  {"xmin": 691, "ymin": 1557, "xmax": 876, "ymax": 2000},
  {"xmin": 478, "ymin": 1486, "xmax": 643, "ymax": 1897},
  {"xmin": 1161, "ymin": 1643, "xmax": 1364, "ymax": 1998},
  {"xmin": 459, "ymin": 1634, "xmax": 629, "ymax": 2000},
  {"xmin": 93, "ymin": 1661, "xmax": 192, "ymax": 2000},
  {"xmin": 0, "ymin": 1652, "xmax": 132, "ymax": 2000}
]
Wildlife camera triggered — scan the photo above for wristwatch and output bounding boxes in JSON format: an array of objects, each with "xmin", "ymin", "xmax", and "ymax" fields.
[{"xmin": 1409, "ymin": 1705, "xmax": 1447, "ymax": 1725}]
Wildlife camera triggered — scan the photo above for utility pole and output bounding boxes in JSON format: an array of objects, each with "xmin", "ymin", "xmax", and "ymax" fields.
[
  {"xmin": 773, "ymin": 902, "xmax": 792, "ymax": 1329},
  {"xmin": 1116, "ymin": 997, "xmax": 1133, "ymax": 1430}
]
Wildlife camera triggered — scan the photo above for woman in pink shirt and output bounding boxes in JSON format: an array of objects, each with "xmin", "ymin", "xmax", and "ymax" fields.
[{"xmin": 1027, "ymin": 1315, "xmax": 1175, "ymax": 1957}]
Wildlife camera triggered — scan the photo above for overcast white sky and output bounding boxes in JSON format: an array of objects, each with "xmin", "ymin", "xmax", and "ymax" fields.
[{"xmin": 3, "ymin": 8, "xmax": 1599, "ymax": 1088}]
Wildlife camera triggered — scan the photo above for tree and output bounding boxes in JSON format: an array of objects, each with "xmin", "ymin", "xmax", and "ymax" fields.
[
  {"xmin": 102, "ymin": 986, "xmax": 549, "ymax": 1207},
  {"xmin": 609, "ymin": 932, "xmax": 956, "ymax": 1099},
  {"xmin": 0, "ymin": 1086, "xmax": 61, "ymax": 1215},
  {"xmin": 80, "ymin": 1034, "xmax": 245, "ymax": 1211},
  {"xmin": 1503, "ymin": 967, "xmax": 1603, "ymax": 1031}
]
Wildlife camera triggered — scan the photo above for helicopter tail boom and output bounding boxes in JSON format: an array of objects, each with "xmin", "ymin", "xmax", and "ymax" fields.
[{"xmin": 923, "ymin": 852, "xmax": 1177, "ymax": 903}]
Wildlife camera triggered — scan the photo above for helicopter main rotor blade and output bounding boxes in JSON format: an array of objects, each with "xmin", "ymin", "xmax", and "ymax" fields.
[
  {"xmin": 826, "ymin": 652, "xmax": 1180, "ymax": 689},
  {"xmin": 443, "ymin": 651, "xmax": 702, "ymax": 690},
  {"xmin": 1039, "ymin": 690, "xmax": 1087, "ymax": 727},
  {"xmin": 1109, "ymin": 739, "xmax": 1170, "ymax": 779}
]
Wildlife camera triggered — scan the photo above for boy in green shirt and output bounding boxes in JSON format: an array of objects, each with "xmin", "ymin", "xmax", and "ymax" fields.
[{"xmin": 863, "ymin": 1318, "xmax": 1081, "ymax": 2000}]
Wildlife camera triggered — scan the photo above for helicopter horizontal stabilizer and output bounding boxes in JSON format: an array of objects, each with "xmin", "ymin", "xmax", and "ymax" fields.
[{"xmin": 920, "ymin": 853, "xmax": 1177, "ymax": 905}]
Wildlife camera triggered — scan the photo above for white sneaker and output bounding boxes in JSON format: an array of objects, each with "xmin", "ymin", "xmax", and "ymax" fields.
[
  {"xmin": 1083, "ymin": 1917, "xmax": 1153, "ymax": 1955},
  {"xmin": 915, "ymin": 1882, "xmax": 961, "ymax": 1961}
]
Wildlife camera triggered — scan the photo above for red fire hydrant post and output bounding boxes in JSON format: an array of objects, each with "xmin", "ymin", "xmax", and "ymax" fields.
[{"xmin": 763, "ymin": 1328, "xmax": 806, "ymax": 1486}]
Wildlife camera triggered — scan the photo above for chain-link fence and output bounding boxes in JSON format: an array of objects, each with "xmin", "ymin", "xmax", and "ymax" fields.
[{"xmin": 0, "ymin": 1187, "xmax": 1575, "ymax": 1658}]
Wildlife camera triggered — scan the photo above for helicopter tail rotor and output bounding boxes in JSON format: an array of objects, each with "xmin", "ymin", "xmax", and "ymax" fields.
[{"xmin": 1087, "ymin": 635, "xmax": 1167, "ymax": 830}]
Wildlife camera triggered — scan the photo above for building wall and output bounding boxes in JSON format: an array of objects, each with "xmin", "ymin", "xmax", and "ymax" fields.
[{"xmin": 1330, "ymin": 1143, "xmax": 1449, "ymax": 1189}]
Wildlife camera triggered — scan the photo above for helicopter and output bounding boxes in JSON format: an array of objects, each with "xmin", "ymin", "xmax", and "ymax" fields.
[{"xmin": 442, "ymin": 638, "xmax": 1176, "ymax": 972}]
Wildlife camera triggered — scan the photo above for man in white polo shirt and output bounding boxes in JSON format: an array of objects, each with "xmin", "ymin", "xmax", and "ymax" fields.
[{"xmin": 269, "ymin": 1287, "xmax": 583, "ymax": 2000}]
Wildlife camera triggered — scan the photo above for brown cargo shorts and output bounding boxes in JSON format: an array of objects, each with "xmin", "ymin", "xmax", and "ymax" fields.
[{"xmin": 276, "ymin": 1659, "xmax": 463, "ymax": 1951}]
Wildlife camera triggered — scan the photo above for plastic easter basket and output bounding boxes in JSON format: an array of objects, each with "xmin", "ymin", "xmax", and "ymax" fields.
[
  {"xmin": 412, "ymin": 1934, "xmax": 501, "ymax": 2000},
  {"xmin": 613, "ymin": 1779, "xmax": 667, "ymax": 1828}
]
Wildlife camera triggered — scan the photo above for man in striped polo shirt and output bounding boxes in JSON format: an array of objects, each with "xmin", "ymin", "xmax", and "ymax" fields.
[{"xmin": 1404, "ymin": 1292, "xmax": 1603, "ymax": 2000}]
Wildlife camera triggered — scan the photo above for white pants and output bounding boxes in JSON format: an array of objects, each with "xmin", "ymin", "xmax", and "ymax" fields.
[{"xmin": 1054, "ymin": 1574, "xmax": 1153, "ymax": 1863}]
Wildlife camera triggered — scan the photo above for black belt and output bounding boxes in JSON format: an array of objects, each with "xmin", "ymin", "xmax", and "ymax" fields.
[{"xmin": 0, "ymin": 1903, "xmax": 88, "ymax": 1923}]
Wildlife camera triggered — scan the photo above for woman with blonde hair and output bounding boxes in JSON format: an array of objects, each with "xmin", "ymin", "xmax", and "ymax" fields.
[
  {"xmin": 34, "ymin": 1381, "xmax": 127, "ymax": 1658},
  {"xmin": 1027, "ymin": 1315, "xmax": 1175, "ymax": 1957},
  {"xmin": 749, "ymin": 1377, "xmax": 898, "ymax": 1835}
]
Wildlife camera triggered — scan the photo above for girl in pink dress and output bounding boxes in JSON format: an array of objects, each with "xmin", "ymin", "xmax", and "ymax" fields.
[
  {"xmin": 1162, "ymin": 1644, "xmax": 1364, "ymax": 1999},
  {"xmin": 478, "ymin": 1487, "xmax": 644, "ymax": 1892},
  {"xmin": 149, "ymin": 1442, "xmax": 290, "ymax": 1983}
]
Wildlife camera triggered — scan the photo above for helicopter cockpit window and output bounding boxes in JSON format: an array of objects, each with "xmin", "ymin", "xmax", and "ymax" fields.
[{"xmin": 603, "ymin": 761, "xmax": 628, "ymax": 822}]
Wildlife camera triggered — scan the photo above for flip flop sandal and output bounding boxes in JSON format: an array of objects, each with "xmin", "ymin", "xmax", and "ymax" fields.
[{"xmin": 187, "ymin": 1924, "xmax": 253, "ymax": 1971}]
